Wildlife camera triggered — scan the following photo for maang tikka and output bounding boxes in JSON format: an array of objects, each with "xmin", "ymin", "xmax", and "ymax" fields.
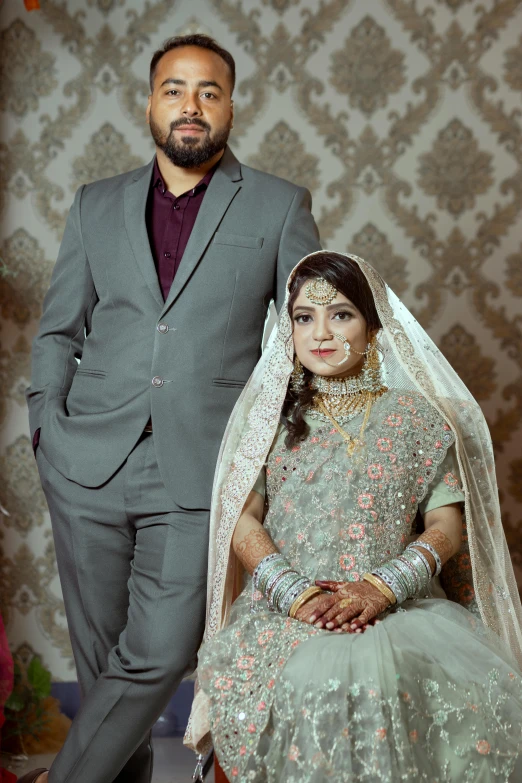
[{"xmin": 305, "ymin": 277, "xmax": 337, "ymax": 306}]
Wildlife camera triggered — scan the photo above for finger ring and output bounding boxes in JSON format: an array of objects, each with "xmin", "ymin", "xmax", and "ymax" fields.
[{"xmin": 338, "ymin": 598, "xmax": 353, "ymax": 609}]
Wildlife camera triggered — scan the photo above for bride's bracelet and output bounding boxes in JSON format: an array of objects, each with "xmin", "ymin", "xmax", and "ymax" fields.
[
  {"xmin": 289, "ymin": 586, "xmax": 324, "ymax": 618},
  {"xmin": 362, "ymin": 573, "xmax": 397, "ymax": 605},
  {"xmin": 371, "ymin": 546, "xmax": 433, "ymax": 605},
  {"xmin": 253, "ymin": 553, "xmax": 311, "ymax": 615},
  {"xmin": 406, "ymin": 540, "xmax": 442, "ymax": 576}
]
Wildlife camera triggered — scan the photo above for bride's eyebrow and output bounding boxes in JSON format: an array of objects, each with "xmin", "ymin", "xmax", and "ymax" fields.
[{"xmin": 294, "ymin": 303, "xmax": 354, "ymax": 313}]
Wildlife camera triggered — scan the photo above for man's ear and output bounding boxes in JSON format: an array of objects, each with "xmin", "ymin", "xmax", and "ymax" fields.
[
  {"xmin": 145, "ymin": 95, "xmax": 152, "ymax": 125},
  {"xmin": 230, "ymin": 99, "xmax": 234, "ymax": 129}
]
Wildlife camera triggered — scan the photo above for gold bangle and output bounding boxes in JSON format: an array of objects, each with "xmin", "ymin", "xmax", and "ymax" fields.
[
  {"xmin": 289, "ymin": 586, "xmax": 324, "ymax": 618},
  {"xmin": 362, "ymin": 573, "xmax": 397, "ymax": 605}
]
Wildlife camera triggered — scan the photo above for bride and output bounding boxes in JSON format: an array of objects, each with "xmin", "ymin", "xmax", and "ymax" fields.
[{"xmin": 186, "ymin": 251, "xmax": 522, "ymax": 782}]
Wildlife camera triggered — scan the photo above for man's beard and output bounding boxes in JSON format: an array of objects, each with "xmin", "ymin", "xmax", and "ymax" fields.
[{"xmin": 149, "ymin": 114, "xmax": 231, "ymax": 168}]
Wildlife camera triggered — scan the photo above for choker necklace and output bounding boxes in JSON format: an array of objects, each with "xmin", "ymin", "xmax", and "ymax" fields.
[
  {"xmin": 308, "ymin": 371, "xmax": 388, "ymax": 454},
  {"xmin": 311, "ymin": 372, "xmax": 371, "ymax": 397}
]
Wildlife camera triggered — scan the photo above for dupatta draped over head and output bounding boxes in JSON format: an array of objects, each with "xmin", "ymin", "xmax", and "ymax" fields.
[{"xmin": 185, "ymin": 252, "xmax": 522, "ymax": 754}]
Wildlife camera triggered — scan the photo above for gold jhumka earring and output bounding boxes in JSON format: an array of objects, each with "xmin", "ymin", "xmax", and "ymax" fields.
[{"xmin": 290, "ymin": 356, "xmax": 305, "ymax": 393}]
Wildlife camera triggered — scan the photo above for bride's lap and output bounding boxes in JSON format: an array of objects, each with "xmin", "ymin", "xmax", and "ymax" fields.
[{"xmin": 280, "ymin": 597, "xmax": 521, "ymax": 696}]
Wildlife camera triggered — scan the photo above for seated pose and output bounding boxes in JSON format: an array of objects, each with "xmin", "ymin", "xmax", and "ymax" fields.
[{"xmin": 185, "ymin": 251, "xmax": 522, "ymax": 782}]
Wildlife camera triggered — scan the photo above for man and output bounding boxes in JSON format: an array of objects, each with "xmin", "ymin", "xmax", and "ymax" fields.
[{"xmin": 23, "ymin": 33, "xmax": 320, "ymax": 783}]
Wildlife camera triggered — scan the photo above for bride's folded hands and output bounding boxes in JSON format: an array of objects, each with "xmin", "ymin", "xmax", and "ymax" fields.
[
  {"xmin": 292, "ymin": 590, "xmax": 339, "ymax": 626},
  {"xmin": 312, "ymin": 580, "xmax": 391, "ymax": 631}
]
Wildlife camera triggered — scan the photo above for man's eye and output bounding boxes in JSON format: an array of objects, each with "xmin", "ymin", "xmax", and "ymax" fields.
[
  {"xmin": 202, "ymin": 92, "xmax": 216, "ymax": 99},
  {"xmin": 166, "ymin": 90, "xmax": 180, "ymax": 96}
]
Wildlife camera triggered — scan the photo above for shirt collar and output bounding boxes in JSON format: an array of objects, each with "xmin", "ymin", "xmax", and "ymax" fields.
[{"xmin": 152, "ymin": 157, "xmax": 218, "ymax": 197}]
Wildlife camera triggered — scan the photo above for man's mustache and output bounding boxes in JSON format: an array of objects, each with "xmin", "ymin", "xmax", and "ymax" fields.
[{"xmin": 169, "ymin": 118, "xmax": 211, "ymax": 133}]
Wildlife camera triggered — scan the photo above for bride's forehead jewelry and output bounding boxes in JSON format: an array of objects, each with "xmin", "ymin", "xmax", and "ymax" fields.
[{"xmin": 304, "ymin": 277, "xmax": 337, "ymax": 306}]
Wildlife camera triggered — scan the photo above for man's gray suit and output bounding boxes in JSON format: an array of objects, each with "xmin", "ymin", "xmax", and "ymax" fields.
[{"xmin": 27, "ymin": 146, "xmax": 321, "ymax": 783}]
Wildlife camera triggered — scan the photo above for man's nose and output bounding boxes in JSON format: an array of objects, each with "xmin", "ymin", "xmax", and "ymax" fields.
[{"xmin": 181, "ymin": 97, "xmax": 201, "ymax": 116}]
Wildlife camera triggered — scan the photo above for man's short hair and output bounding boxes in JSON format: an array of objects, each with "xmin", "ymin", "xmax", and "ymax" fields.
[{"xmin": 149, "ymin": 34, "xmax": 236, "ymax": 94}]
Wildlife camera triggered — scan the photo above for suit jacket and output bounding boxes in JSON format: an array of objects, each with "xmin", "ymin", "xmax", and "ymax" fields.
[{"xmin": 26, "ymin": 146, "xmax": 321, "ymax": 508}]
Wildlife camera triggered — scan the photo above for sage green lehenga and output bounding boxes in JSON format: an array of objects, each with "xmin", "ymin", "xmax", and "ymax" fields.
[
  {"xmin": 197, "ymin": 397, "xmax": 522, "ymax": 782},
  {"xmin": 185, "ymin": 254, "xmax": 522, "ymax": 783}
]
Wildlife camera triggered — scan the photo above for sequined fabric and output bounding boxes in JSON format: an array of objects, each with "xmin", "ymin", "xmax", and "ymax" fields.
[
  {"xmin": 186, "ymin": 252, "xmax": 522, "ymax": 762},
  {"xmin": 263, "ymin": 391, "xmax": 454, "ymax": 586},
  {"xmin": 198, "ymin": 392, "xmax": 522, "ymax": 781}
]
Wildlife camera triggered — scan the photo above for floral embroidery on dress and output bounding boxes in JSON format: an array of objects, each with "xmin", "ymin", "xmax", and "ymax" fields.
[
  {"xmin": 261, "ymin": 391, "xmax": 454, "ymax": 586},
  {"xmin": 197, "ymin": 390, "xmax": 522, "ymax": 782}
]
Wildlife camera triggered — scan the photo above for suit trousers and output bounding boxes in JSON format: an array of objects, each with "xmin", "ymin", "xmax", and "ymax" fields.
[{"xmin": 36, "ymin": 432, "xmax": 209, "ymax": 783}]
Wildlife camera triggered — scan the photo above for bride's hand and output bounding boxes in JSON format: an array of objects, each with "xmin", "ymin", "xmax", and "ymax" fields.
[
  {"xmin": 311, "ymin": 580, "xmax": 390, "ymax": 632},
  {"xmin": 293, "ymin": 591, "xmax": 339, "ymax": 627}
]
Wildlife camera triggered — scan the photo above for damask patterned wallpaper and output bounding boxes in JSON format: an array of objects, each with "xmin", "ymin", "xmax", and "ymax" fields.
[{"xmin": 1, "ymin": 0, "xmax": 521, "ymax": 681}]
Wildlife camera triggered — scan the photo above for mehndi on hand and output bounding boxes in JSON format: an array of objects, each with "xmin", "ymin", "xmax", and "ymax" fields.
[{"xmin": 313, "ymin": 580, "xmax": 391, "ymax": 631}]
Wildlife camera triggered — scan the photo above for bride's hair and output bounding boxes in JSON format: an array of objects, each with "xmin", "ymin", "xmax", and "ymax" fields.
[{"xmin": 282, "ymin": 252, "xmax": 382, "ymax": 448}]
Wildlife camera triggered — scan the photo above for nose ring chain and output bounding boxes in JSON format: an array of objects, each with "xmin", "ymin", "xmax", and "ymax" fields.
[{"xmin": 333, "ymin": 333, "xmax": 369, "ymax": 366}]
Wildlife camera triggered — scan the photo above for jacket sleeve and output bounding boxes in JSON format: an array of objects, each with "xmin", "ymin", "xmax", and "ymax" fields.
[
  {"xmin": 25, "ymin": 185, "xmax": 98, "ymax": 439},
  {"xmin": 274, "ymin": 186, "xmax": 321, "ymax": 313}
]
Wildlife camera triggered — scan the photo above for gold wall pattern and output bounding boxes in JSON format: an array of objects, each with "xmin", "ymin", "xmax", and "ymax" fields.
[{"xmin": 0, "ymin": 0, "xmax": 521, "ymax": 680}]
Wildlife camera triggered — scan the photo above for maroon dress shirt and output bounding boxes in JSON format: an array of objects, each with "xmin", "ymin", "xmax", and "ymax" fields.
[{"xmin": 146, "ymin": 157, "xmax": 217, "ymax": 301}]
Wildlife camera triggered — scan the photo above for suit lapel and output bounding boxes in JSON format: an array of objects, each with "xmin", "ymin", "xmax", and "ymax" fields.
[
  {"xmin": 160, "ymin": 146, "xmax": 243, "ymax": 318},
  {"xmin": 124, "ymin": 160, "xmax": 164, "ymax": 308}
]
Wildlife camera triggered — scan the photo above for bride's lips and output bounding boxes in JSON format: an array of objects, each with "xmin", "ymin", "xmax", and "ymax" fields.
[{"xmin": 311, "ymin": 349, "xmax": 336, "ymax": 356}]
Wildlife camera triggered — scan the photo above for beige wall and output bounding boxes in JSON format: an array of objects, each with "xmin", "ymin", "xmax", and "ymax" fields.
[{"xmin": 1, "ymin": 0, "xmax": 521, "ymax": 680}]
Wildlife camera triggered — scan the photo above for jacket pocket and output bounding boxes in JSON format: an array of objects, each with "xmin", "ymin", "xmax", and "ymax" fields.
[
  {"xmin": 213, "ymin": 232, "xmax": 264, "ymax": 249},
  {"xmin": 212, "ymin": 378, "xmax": 247, "ymax": 389},
  {"xmin": 75, "ymin": 368, "xmax": 107, "ymax": 378}
]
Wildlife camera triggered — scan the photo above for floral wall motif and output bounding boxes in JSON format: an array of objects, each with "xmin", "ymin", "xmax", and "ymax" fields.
[{"xmin": 1, "ymin": 0, "xmax": 521, "ymax": 680}]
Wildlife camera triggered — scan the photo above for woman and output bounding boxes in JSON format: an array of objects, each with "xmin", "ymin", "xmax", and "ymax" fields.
[{"xmin": 185, "ymin": 252, "xmax": 522, "ymax": 782}]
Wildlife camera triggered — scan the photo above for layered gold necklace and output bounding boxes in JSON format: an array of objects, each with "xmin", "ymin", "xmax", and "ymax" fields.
[{"xmin": 309, "ymin": 374, "xmax": 387, "ymax": 456}]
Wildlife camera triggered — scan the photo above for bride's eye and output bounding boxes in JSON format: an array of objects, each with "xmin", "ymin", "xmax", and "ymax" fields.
[
  {"xmin": 333, "ymin": 311, "xmax": 353, "ymax": 320},
  {"xmin": 294, "ymin": 314, "xmax": 312, "ymax": 324}
]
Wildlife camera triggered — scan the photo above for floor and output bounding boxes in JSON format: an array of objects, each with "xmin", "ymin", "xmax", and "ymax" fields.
[{"xmin": 1, "ymin": 738, "xmax": 215, "ymax": 782}]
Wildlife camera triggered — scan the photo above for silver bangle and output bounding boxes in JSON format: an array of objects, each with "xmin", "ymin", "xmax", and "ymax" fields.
[
  {"xmin": 265, "ymin": 569, "xmax": 293, "ymax": 601},
  {"xmin": 396, "ymin": 556, "xmax": 420, "ymax": 594},
  {"xmin": 373, "ymin": 566, "xmax": 408, "ymax": 604},
  {"xmin": 280, "ymin": 577, "xmax": 311, "ymax": 616},
  {"xmin": 254, "ymin": 553, "xmax": 288, "ymax": 593},
  {"xmin": 399, "ymin": 551, "xmax": 430, "ymax": 596},
  {"xmin": 400, "ymin": 551, "xmax": 431, "ymax": 598},
  {"xmin": 408, "ymin": 541, "xmax": 442, "ymax": 576},
  {"xmin": 404, "ymin": 546, "xmax": 433, "ymax": 582}
]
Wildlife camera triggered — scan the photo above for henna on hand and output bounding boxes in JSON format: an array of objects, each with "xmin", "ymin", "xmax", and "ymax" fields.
[
  {"xmin": 311, "ymin": 582, "xmax": 390, "ymax": 629},
  {"xmin": 412, "ymin": 528, "xmax": 454, "ymax": 573},
  {"xmin": 235, "ymin": 528, "xmax": 277, "ymax": 572},
  {"xmin": 294, "ymin": 592, "xmax": 338, "ymax": 626}
]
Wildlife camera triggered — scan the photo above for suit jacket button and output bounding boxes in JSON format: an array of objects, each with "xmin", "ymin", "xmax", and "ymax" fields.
[
  {"xmin": 152, "ymin": 376, "xmax": 164, "ymax": 387},
  {"xmin": 157, "ymin": 323, "xmax": 169, "ymax": 334}
]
